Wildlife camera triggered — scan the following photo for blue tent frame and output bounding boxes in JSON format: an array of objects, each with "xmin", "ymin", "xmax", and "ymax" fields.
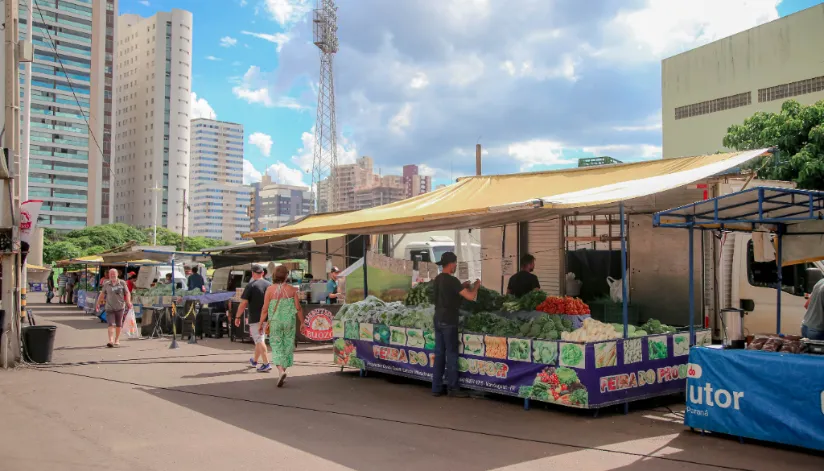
[{"xmin": 653, "ymin": 187, "xmax": 824, "ymax": 344}]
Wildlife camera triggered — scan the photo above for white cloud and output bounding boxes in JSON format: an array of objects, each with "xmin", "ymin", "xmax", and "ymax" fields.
[
  {"xmin": 507, "ymin": 140, "xmax": 575, "ymax": 171},
  {"xmin": 264, "ymin": 162, "xmax": 308, "ymax": 187},
  {"xmin": 409, "ymin": 72, "xmax": 429, "ymax": 90},
  {"xmin": 264, "ymin": 0, "xmax": 313, "ymax": 27},
  {"xmin": 239, "ymin": 0, "xmax": 248, "ymax": 6},
  {"xmin": 243, "ymin": 159, "xmax": 263, "ymax": 184},
  {"xmin": 500, "ymin": 54, "xmax": 579, "ymax": 82},
  {"xmin": 289, "ymin": 128, "xmax": 358, "ymax": 176},
  {"xmin": 249, "ymin": 132, "xmax": 274, "ymax": 157},
  {"xmin": 241, "ymin": 31, "xmax": 291, "ymax": 52},
  {"xmin": 190, "ymin": 92, "xmax": 216, "ymax": 119},
  {"xmin": 602, "ymin": 0, "xmax": 779, "ymax": 61},
  {"xmin": 220, "ymin": 36, "xmax": 238, "ymax": 48},
  {"xmin": 205, "ymin": 55, "xmax": 222, "ymax": 61},
  {"xmin": 232, "ymin": 66, "xmax": 309, "ymax": 110},
  {"xmin": 389, "ymin": 103, "xmax": 413, "ymax": 135},
  {"xmin": 139, "ymin": 0, "xmax": 150, "ymax": 6}
]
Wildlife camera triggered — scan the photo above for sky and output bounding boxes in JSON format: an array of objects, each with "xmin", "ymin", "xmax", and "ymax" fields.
[{"xmin": 121, "ymin": 0, "xmax": 822, "ymax": 189}]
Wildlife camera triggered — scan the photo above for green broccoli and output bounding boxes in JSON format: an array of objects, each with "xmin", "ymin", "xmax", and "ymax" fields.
[{"xmin": 556, "ymin": 367, "xmax": 579, "ymax": 385}]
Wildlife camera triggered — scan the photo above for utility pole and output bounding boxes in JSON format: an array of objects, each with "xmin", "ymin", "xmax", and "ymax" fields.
[
  {"xmin": 2, "ymin": 0, "xmax": 22, "ymax": 367},
  {"xmin": 475, "ymin": 144, "xmax": 482, "ymax": 176},
  {"xmin": 180, "ymin": 189, "xmax": 186, "ymax": 251}
]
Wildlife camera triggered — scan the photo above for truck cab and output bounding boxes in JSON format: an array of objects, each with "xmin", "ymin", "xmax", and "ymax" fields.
[
  {"xmin": 722, "ymin": 232, "xmax": 823, "ymax": 336},
  {"xmin": 403, "ymin": 237, "xmax": 455, "ymax": 265}
]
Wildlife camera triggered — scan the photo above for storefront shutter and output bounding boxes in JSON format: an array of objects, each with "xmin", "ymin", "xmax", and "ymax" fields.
[{"xmin": 527, "ymin": 218, "xmax": 563, "ymax": 296}]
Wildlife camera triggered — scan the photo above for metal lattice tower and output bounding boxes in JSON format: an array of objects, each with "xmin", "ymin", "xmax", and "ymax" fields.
[{"xmin": 311, "ymin": 0, "xmax": 339, "ymax": 213}]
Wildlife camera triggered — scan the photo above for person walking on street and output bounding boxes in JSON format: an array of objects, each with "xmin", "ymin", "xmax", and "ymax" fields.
[
  {"xmin": 432, "ymin": 252, "xmax": 480, "ymax": 398},
  {"xmin": 46, "ymin": 272, "xmax": 55, "ymax": 304},
  {"xmin": 65, "ymin": 274, "xmax": 76, "ymax": 305},
  {"xmin": 58, "ymin": 271, "xmax": 68, "ymax": 304},
  {"xmin": 235, "ymin": 265, "xmax": 272, "ymax": 371},
  {"xmin": 97, "ymin": 269, "xmax": 132, "ymax": 348},
  {"xmin": 259, "ymin": 265, "xmax": 304, "ymax": 386}
]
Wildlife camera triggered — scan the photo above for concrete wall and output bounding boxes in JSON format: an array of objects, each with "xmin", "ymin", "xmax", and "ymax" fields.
[{"xmin": 662, "ymin": 4, "xmax": 824, "ymax": 158}]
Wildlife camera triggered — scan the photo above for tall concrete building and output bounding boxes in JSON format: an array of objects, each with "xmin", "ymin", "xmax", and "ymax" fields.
[
  {"xmin": 189, "ymin": 118, "xmax": 250, "ymax": 242},
  {"xmin": 112, "ymin": 9, "xmax": 192, "ymax": 234},
  {"xmin": 662, "ymin": 4, "xmax": 824, "ymax": 159},
  {"xmin": 21, "ymin": 0, "xmax": 117, "ymax": 230},
  {"xmin": 248, "ymin": 175, "xmax": 312, "ymax": 231},
  {"xmin": 402, "ymin": 164, "xmax": 431, "ymax": 198}
]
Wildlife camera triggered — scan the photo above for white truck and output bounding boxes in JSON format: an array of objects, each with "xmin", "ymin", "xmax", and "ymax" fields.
[{"xmin": 392, "ymin": 232, "xmax": 482, "ymax": 280}]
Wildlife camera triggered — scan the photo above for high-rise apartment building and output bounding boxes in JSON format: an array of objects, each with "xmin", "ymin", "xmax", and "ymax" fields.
[
  {"xmin": 189, "ymin": 118, "xmax": 250, "ymax": 242},
  {"xmin": 113, "ymin": 9, "xmax": 192, "ymax": 234},
  {"xmin": 248, "ymin": 175, "xmax": 312, "ymax": 231},
  {"xmin": 21, "ymin": 0, "xmax": 117, "ymax": 230},
  {"xmin": 662, "ymin": 4, "xmax": 824, "ymax": 158},
  {"xmin": 402, "ymin": 164, "xmax": 431, "ymax": 198},
  {"xmin": 319, "ymin": 158, "xmax": 431, "ymax": 212}
]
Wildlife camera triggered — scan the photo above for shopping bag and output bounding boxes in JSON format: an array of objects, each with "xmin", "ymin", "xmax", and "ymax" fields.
[{"xmin": 124, "ymin": 308, "xmax": 140, "ymax": 339}]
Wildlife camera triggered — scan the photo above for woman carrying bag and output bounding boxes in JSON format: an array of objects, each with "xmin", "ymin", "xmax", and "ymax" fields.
[{"xmin": 259, "ymin": 265, "xmax": 305, "ymax": 387}]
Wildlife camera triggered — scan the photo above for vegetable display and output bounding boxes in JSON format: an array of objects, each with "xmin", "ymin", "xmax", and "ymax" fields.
[
  {"xmin": 536, "ymin": 296, "xmax": 591, "ymax": 315},
  {"xmin": 462, "ymin": 311, "xmax": 521, "ymax": 337},
  {"xmin": 502, "ymin": 290, "xmax": 548, "ymax": 312},
  {"xmin": 639, "ymin": 319, "xmax": 677, "ymax": 335},
  {"xmin": 673, "ymin": 333, "xmax": 690, "ymax": 356},
  {"xmin": 406, "ymin": 329, "xmax": 425, "ymax": 348},
  {"xmin": 485, "ymin": 336, "xmax": 508, "ymax": 359},
  {"xmin": 404, "ymin": 282, "xmax": 434, "ymax": 306},
  {"xmin": 461, "ymin": 286, "xmax": 504, "ymax": 313},
  {"xmin": 561, "ymin": 318, "xmax": 621, "ymax": 342},
  {"xmin": 133, "ymin": 286, "xmax": 203, "ymax": 297}
]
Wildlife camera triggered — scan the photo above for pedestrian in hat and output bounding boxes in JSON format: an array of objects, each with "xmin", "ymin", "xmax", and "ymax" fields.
[
  {"xmin": 327, "ymin": 266, "xmax": 342, "ymax": 304},
  {"xmin": 432, "ymin": 251, "xmax": 479, "ymax": 398}
]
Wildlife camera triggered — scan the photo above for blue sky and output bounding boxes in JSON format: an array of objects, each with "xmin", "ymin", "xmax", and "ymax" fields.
[{"xmin": 122, "ymin": 0, "xmax": 821, "ymax": 189}]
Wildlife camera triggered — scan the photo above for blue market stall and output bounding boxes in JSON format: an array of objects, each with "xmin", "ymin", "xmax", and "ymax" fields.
[{"xmin": 654, "ymin": 186, "xmax": 824, "ymax": 451}]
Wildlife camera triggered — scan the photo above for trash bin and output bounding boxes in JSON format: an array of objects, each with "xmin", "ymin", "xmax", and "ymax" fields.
[{"xmin": 23, "ymin": 325, "xmax": 57, "ymax": 364}]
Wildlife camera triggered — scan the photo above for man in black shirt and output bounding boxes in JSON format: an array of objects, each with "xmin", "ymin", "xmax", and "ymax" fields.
[
  {"xmin": 187, "ymin": 266, "xmax": 206, "ymax": 292},
  {"xmin": 234, "ymin": 265, "xmax": 272, "ymax": 372},
  {"xmin": 432, "ymin": 252, "xmax": 479, "ymax": 398},
  {"xmin": 507, "ymin": 254, "xmax": 541, "ymax": 297}
]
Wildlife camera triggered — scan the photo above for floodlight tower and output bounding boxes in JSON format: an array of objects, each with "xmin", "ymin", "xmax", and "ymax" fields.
[{"xmin": 311, "ymin": 0, "xmax": 339, "ymax": 213}]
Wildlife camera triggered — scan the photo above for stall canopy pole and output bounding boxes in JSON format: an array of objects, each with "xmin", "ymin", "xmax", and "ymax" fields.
[
  {"xmin": 776, "ymin": 226, "xmax": 783, "ymax": 335},
  {"xmin": 688, "ymin": 223, "xmax": 695, "ymax": 346},
  {"xmin": 620, "ymin": 203, "xmax": 628, "ymax": 338},
  {"xmin": 501, "ymin": 225, "xmax": 507, "ymax": 294},
  {"xmin": 362, "ymin": 236, "xmax": 369, "ymax": 298}
]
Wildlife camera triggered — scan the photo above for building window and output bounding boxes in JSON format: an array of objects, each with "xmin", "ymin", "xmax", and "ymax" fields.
[
  {"xmin": 758, "ymin": 75, "xmax": 824, "ymax": 103},
  {"xmin": 674, "ymin": 92, "xmax": 752, "ymax": 120}
]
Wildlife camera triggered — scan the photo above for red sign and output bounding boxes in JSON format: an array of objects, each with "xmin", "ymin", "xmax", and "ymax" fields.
[{"xmin": 304, "ymin": 308, "xmax": 333, "ymax": 341}]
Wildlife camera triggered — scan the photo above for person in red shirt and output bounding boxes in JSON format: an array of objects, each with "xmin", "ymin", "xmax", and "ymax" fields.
[{"xmin": 126, "ymin": 271, "xmax": 136, "ymax": 293}]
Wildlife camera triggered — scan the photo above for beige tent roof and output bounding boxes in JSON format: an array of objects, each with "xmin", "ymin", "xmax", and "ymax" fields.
[{"xmin": 246, "ymin": 149, "xmax": 771, "ymax": 243}]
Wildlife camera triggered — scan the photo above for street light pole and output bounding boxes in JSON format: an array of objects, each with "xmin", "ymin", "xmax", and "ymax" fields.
[{"xmin": 151, "ymin": 182, "xmax": 162, "ymax": 245}]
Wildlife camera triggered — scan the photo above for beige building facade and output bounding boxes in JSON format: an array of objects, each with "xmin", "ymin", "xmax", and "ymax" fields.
[{"xmin": 662, "ymin": 4, "xmax": 824, "ymax": 159}]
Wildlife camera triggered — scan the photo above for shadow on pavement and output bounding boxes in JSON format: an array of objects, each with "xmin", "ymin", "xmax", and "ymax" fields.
[{"xmin": 141, "ymin": 368, "xmax": 821, "ymax": 471}]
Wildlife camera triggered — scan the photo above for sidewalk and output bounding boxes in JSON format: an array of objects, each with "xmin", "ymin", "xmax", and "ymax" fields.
[{"xmin": 1, "ymin": 299, "xmax": 821, "ymax": 471}]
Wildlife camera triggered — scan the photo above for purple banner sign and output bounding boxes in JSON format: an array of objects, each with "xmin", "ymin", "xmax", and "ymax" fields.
[{"xmin": 333, "ymin": 326, "xmax": 708, "ymax": 409}]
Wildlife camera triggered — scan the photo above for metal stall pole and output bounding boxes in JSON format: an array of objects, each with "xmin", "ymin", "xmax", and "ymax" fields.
[
  {"xmin": 776, "ymin": 226, "xmax": 783, "ymax": 335},
  {"xmin": 620, "ymin": 203, "xmax": 628, "ymax": 338},
  {"xmin": 362, "ymin": 236, "xmax": 369, "ymax": 298},
  {"xmin": 169, "ymin": 255, "xmax": 179, "ymax": 349},
  {"xmin": 500, "ymin": 226, "xmax": 507, "ymax": 294},
  {"xmin": 688, "ymin": 224, "xmax": 695, "ymax": 346}
]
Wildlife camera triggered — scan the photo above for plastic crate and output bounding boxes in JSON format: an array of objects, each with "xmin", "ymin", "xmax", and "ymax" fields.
[{"xmin": 587, "ymin": 299, "xmax": 640, "ymax": 325}]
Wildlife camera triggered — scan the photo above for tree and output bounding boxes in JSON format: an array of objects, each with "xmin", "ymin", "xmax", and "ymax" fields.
[
  {"xmin": 142, "ymin": 227, "xmax": 229, "ymax": 251},
  {"xmin": 44, "ymin": 241, "xmax": 82, "ymax": 265},
  {"xmin": 723, "ymin": 100, "xmax": 824, "ymax": 190}
]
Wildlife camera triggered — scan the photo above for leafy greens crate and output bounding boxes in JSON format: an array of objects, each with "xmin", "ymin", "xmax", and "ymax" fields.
[
  {"xmin": 334, "ymin": 327, "xmax": 711, "ymax": 409},
  {"xmin": 587, "ymin": 300, "xmax": 641, "ymax": 326}
]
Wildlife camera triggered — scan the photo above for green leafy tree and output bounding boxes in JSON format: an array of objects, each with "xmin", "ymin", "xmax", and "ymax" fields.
[
  {"xmin": 723, "ymin": 100, "xmax": 824, "ymax": 190},
  {"xmin": 64, "ymin": 223, "xmax": 148, "ymax": 250},
  {"xmin": 44, "ymin": 241, "xmax": 82, "ymax": 265}
]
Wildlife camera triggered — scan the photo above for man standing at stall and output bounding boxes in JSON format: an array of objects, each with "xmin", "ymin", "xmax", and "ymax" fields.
[
  {"xmin": 187, "ymin": 266, "xmax": 206, "ymax": 292},
  {"xmin": 327, "ymin": 267, "xmax": 342, "ymax": 304},
  {"xmin": 58, "ymin": 271, "xmax": 68, "ymax": 304},
  {"xmin": 802, "ymin": 277, "xmax": 824, "ymax": 340},
  {"xmin": 432, "ymin": 252, "xmax": 479, "ymax": 398},
  {"xmin": 507, "ymin": 254, "xmax": 540, "ymax": 297},
  {"xmin": 235, "ymin": 265, "xmax": 272, "ymax": 370}
]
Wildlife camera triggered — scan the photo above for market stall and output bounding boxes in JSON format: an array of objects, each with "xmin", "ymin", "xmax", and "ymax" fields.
[
  {"xmin": 246, "ymin": 149, "xmax": 770, "ymax": 411},
  {"xmin": 654, "ymin": 186, "xmax": 824, "ymax": 451}
]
